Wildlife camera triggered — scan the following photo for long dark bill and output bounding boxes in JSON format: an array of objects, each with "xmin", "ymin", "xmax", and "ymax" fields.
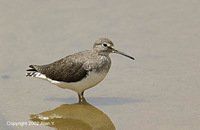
[{"xmin": 114, "ymin": 49, "xmax": 135, "ymax": 60}]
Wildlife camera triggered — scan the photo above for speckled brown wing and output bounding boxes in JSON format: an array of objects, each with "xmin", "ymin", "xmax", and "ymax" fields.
[{"xmin": 28, "ymin": 56, "xmax": 88, "ymax": 82}]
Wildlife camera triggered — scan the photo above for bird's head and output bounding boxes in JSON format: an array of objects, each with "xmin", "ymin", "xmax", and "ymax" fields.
[{"xmin": 93, "ymin": 38, "xmax": 135, "ymax": 60}]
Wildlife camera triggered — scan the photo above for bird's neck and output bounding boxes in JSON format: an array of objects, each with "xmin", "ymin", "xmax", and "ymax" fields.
[{"xmin": 92, "ymin": 48, "xmax": 110, "ymax": 56}]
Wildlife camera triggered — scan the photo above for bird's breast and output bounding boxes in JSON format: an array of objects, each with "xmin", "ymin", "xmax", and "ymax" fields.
[{"xmin": 85, "ymin": 55, "xmax": 111, "ymax": 74}]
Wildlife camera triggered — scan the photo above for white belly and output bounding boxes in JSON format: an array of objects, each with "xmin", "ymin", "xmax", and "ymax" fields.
[{"xmin": 33, "ymin": 71, "xmax": 108, "ymax": 94}]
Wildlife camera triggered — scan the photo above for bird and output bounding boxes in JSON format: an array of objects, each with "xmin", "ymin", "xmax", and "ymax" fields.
[{"xmin": 26, "ymin": 38, "xmax": 135, "ymax": 102}]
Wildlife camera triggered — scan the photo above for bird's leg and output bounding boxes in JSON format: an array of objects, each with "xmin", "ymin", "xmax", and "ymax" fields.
[
  {"xmin": 81, "ymin": 91, "xmax": 84, "ymax": 98},
  {"xmin": 78, "ymin": 93, "xmax": 82, "ymax": 103},
  {"xmin": 78, "ymin": 91, "xmax": 86, "ymax": 103},
  {"xmin": 81, "ymin": 91, "xmax": 86, "ymax": 103}
]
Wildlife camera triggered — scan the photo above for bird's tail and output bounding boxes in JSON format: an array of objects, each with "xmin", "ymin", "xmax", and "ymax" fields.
[
  {"xmin": 26, "ymin": 65, "xmax": 37, "ymax": 77},
  {"xmin": 26, "ymin": 72, "xmax": 38, "ymax": 77}
]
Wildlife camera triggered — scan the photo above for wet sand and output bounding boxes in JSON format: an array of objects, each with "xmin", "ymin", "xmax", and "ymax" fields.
[{"xmin": 0, "ymin": 0, "xmax": 200, "ymax": 130}]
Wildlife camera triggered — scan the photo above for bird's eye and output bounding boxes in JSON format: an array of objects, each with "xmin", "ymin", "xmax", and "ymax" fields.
[{"xmin": 102, "ymin": 43, "xmax": 108, "ymax": 47}]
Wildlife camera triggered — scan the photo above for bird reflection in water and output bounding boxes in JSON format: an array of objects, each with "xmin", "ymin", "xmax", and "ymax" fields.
[{"xmin": 30, "ymin": 98, "xmax": 115, "ymax": 130}]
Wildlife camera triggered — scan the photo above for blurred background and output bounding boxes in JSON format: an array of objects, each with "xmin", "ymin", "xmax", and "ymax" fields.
[{"xmin": 0, "ymin": 0, "xmax": 200, "ymax": 130}]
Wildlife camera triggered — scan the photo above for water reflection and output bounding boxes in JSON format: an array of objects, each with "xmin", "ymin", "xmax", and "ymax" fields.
[{"xmin": 30, "ymin": 99, "xmax": 115, "ymax": 130}]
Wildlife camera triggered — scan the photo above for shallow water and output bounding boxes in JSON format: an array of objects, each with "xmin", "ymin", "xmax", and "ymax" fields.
[{"xmin": 1, "ymin": 0, "xmax": 200, "ymax": 130}]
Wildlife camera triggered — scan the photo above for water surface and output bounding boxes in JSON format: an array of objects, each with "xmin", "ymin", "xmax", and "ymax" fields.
[{"xmin": 0, "ymin": 0, "xmax": 200, "ymax": 130}]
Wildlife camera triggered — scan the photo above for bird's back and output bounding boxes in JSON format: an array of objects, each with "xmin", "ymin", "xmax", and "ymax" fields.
[{"xmin": 26, "ymin": 50, "xmax": 111, "ymax": 83}]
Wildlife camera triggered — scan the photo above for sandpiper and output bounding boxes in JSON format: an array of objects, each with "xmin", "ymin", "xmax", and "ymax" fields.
[{"xmin": 26, "ymin": 38, "xmax": 134, "ymax": 102}]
